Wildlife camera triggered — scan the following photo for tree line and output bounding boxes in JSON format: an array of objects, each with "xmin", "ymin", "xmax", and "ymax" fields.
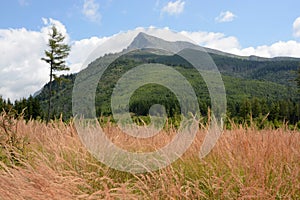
[
  {"xmin": 1, "ymin": 94, "xmax": 300, "ymax": 129},
  {"xmin": 1, "ymin": 25, "xmax": 300, "ymax": 129},
  {"xmin": 0, "ymin": 96, "xmax": 41, "ymax": 120},
  {"xmin": 227, "ymin": 98, "xmax": 300, "ymax": 128}
]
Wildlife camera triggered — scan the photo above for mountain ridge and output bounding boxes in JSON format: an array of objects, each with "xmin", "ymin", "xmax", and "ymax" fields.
[
  {"xmin": 127, "ymin": 32, "xmax": 300, "ymax": 62},
  {"xmin": 35, "ymin": 32, "xmax": 300, "ymax": 121}
]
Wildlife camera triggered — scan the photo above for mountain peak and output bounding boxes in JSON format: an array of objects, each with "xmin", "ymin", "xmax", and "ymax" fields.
[
  {"xmin": 128, "ymin": 32, "xmax": 161, "ymax": 50},
  {"xmin": 127, "ymin": 32, "xmax": 297, "ymax": 61},
  {"xmin": 135, "ymin": 32, "xmax": 151, "ymax": 39},
  {"xmin": 127, "ymin": 32, "xmax": 200, "ymax": 53}
]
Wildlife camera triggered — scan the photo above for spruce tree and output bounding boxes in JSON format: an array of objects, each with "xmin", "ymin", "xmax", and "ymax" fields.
[{"xmin": 41, "ymin": 26, "xmax": 70, "ymax": 123}]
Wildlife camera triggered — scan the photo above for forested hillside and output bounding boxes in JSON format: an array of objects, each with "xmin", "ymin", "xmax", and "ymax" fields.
[{"xmin": 34, "ymin": 48, "xmax": 300, "ymax": 127}]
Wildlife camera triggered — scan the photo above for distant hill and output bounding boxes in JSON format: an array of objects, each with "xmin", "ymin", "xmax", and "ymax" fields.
[{"xmin": 35, "ymin": 33, "xmax": 300, "ymax": 122}]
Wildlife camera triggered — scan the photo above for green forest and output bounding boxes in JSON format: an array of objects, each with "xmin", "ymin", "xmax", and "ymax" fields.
[{"xmin": 2, "ymin": 49, "xmax": 300, "ymax": 129}]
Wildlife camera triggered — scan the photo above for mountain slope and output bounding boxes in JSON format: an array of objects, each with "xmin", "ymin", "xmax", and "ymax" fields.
[{"xmin": 35, "ymin": 33, "xmax": 300, "ymax": 121}]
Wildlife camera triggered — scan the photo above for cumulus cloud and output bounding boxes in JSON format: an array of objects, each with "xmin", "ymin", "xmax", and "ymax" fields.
[
  {"xmin": 0, "ymin": 28, "xmax": 48, "ymax": 100},
  {"xmin": 68, "ymin": 36, "xmax": 109, "ymax": 72},
  {"xmin": 2, "ymin": 19, "xmax": 300, "ymax": 101},
  {"xmin": 41, "ymin": 18, "xmax": 69, "ymax": 42},
  {"xmin": 293, "ymin": 17, "xmax": 300, "ymax": 38},
  {"xmin": 161, "ymin": 0, "xmax": 185, "ymax": 16},
  {"xmin": 181, "ymin": 30, "xmax": 300, "ymax": 58},
  {"xmin": 0, "ymin": 18, "xmax": 74, "ymax": 101},
  {"xmin": 0, "ymin": 25, "xmax": 197, "ymax": 101},
  {"xmin": 180, "ymin": 31, "xmax": 240, "ymax": 52},
  {"xmin": 82, "ymin": 0, "xmax": 101, "ymax": 22},
  {"xmin": 215, "ymin": 11, "xmax": 236, "ymax": 23},
  {"xmin": 231, "ymin": 40, "xmax": 300, "ymax": 58},
  {"xmin": 78, "ymin": 27, "xmax": 197, "ymax": 70}
]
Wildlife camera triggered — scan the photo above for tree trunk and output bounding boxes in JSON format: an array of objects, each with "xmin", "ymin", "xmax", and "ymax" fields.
[{"xmin": 47, "ymin": 63, "xmax": 53, "ymax": 124}]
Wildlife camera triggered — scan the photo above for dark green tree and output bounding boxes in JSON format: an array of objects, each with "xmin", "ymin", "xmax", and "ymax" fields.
[
  {"xmin": 41, "ymin": 26, "xmax": 71, "ymax": 123},
  {"xmin": 240, "ymin": 99, "xmax": 251, "ymax": 120},
  {"xmin": 297, "ymin": 66, "xmax": 300, "ymax": 93},
  {"xmin": 251, "ymin": 97, "xmax": 262, "ymax": 118}
]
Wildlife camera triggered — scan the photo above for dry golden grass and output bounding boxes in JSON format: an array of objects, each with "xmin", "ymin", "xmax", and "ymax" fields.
[{"xmin": 0, "ymin": 114, "xmax": 299, "ymax": 199}]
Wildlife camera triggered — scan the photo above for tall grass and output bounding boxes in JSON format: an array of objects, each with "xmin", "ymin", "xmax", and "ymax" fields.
[{"xmin": 0, "ymin": 112, "xmax": 299, "ymax": 199}]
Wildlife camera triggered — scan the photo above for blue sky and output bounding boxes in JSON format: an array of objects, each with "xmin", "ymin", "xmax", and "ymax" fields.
[
  {"xmin": 1, "ymin": 0, "xmax": 299, "ymax": 47},
  {"xmin": 1, "ymin": 0, "xmax": 300, "ymax": 100}
]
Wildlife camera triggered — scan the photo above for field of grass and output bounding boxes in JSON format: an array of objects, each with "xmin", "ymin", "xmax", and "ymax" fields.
[{"xmin": 0, "ymin": 112, "xmax": 299, "ymax": 199}]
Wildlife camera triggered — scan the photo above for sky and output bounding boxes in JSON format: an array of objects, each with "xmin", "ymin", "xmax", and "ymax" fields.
[{"xmin": 1, "ymin": 0, "xmax": 300, "ymax": 100}]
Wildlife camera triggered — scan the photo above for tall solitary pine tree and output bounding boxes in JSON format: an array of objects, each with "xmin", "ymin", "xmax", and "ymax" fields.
[{"xmin": 42, "ymin": 26, "xmax": 70, "ymax": 123}]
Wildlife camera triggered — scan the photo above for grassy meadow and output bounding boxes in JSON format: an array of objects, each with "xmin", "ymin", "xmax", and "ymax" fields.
[{"xmin": 0, "ymin": 112, "xmax": 299, "ymax": 199}]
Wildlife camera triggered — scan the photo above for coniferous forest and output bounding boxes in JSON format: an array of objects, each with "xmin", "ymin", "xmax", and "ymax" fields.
[{"xmin": 2, "ymin": 49, "xmax": 300, "ymax": 129}]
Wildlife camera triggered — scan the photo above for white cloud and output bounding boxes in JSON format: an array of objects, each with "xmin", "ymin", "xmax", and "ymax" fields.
[
  {"xmin": 0, "ymin": 18, "xmax": 72, "ymax": 101},
  {"xmin": 180, "ymin": 31, "xmax": 240, "ymax": 52},
  {"xmin": 293, "ymin": 17, "xmax": 300, "ymax": 38},
  {"xmin": 0, "ymin": 28, "xmax": 48, "ymax": 100},
  {"xmin": 232, "ymin": 40, "xmax": 300, "ymax": 58},
  {"xmin": 161, "ymin": 0, "xmax": 185, "ymax": 16},
  {"xmin": 77, "ymin": 27, "xmax": 196, "ymax": 70},
  {"xmin": 2, "ymin": 20, "xmax": 300, "ymax": 101},
  {"xmin": 181, "ymin": 30, "xmax": 300, "ymax": 58},
  {"xmin": 215, "ymin": 11, "xmax": 236, "ymax": 23},
  {"xmin": 68, "ymin": 36, "xmax": 109, "ymax": 72},
  {"xmin": 82, "ymin": 0, "xmax": 101, "ymax": 22},
  {"xmin": 41, "ymin": 18, "xmax": 69, "ymax": 42}
]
